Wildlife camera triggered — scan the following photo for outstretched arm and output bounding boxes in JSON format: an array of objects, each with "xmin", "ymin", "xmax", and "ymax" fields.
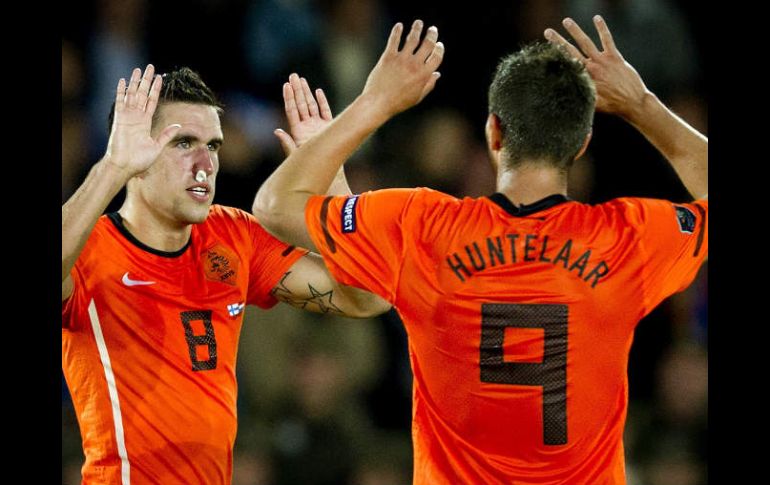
[
  {"xmin": 545, "ymin": 16, "xmax": 707, "ymax": 200},
  {"xmin": 62, "ymin": 65, "xmax": 181, "ymax": 301},
  {"xmin": 254, "ymin": 19, "xmax": 445, "ymax": 250},
  {"xmin": 261, "ymin": 75, "xmax": 392, "ymax": 316}
]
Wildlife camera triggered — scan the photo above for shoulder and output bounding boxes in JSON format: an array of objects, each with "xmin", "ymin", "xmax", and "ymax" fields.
[
  {"xmin": 357, "ymin": 187, "xmax": 455, "ymax": 203},
  {"xmin": 390, "ymin": 186, "xmax": 460, "ymax": 213},
  {"xmin": 361, "ymin": 187, "xmax": 462, "ymax": 223},
  {"xmin": 203, "ymin": 204, "xmax": 269, "ymax": 235},
  {"xmin": 411, "ymin": 187, "xmax": 459, "ymax": 204},
  {"xmin": 593, "ymin": 197, "xmax": 706, "ymax": 232},
  {"xmin": 206, "ymin": 205, "xmax": 256, "ymax": 225},
  {"xmin": 593, "ymin": 197, "xmax": 662, "ymax": 221},
  {"xmin": 198, "ymin": 205, "xmax": 269, "ymax": 249},
  {"xmin": 80, "ymin": 214, "xmax": 121, "ymax": 255}
]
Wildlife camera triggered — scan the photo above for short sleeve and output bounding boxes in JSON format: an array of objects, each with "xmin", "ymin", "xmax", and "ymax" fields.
[
  {"xmin": 62, "ymin": 265, "xmax": 85, "ymax": 329},
  {"xmin": 304, "ymin": 188, "xmax": 420, "ymax": 302},
  {"xmin": 243, "ymin": 212, "xmax": 308, "ymax": 309},
  {"xmin": 619, "ymin": 198, "xmax": 708, "ymax": 313}
]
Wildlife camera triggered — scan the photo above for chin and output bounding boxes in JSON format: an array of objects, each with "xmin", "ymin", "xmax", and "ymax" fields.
[{"xmin": 181, "ymin": 205, "xmax": 212, "ymax": 225}]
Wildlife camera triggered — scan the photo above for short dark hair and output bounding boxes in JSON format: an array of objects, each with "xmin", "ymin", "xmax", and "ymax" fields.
[
  {"xmin": 488, "ymin": 42, "xmax": 595, "ymax": 170},
  {"xmin": 107, "ymin": 67, "xmax": 225, "ymax": 135}
]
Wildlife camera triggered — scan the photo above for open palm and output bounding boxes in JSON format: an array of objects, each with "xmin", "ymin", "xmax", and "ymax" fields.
[
  {"xmin": 106, "ymin": 65, "xmax": 181, "ymax": 176},
  {"xmin": 274, "ymin": 73, "xmax": 334, "ymax": 156}
]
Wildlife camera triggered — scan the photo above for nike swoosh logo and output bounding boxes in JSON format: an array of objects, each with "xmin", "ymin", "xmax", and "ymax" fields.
[{"xmin": 121, "ymin": 272, "xmax": 157, "ymax": 287}]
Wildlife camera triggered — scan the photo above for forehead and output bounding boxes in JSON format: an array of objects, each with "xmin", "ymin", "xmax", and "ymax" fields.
[{"xmin": 154, "ymin": 102, "xmax": 223, "ymax": 138}]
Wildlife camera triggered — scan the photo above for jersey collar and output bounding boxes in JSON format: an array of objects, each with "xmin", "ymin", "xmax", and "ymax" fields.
[
  {"xmin": 487, "ymin": 193, "xmax": 570, "ymax": 217},
  {"xmin": 107, "ymin": 212, "xmax": 191, "ymax": 258}
]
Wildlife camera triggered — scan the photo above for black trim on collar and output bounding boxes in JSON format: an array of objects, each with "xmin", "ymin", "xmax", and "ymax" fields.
[
  {"xmin": 107, "ymin": 212, "xmax": 191, "ymax": 258},
  {"xmin": 487, "ymin": 193, "xmax": 570, "ymax": 217}
]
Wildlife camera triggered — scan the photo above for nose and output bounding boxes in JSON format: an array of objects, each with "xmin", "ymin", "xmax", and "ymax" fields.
[{"xmin": 191, "ymin": 145, "xmax": 215, "ymax": 178}]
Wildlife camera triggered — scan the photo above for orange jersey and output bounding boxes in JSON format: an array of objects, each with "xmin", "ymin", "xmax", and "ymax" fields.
[
  {"xmin": 62, "ymin": 205, "xmax": 306, "ymax": 485},
  {"xmin": 305, "ymin": 189, "xmax": 708, "ymax": 485}
]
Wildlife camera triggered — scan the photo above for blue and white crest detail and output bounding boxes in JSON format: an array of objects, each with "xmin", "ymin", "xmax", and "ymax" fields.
[{"xmin": 341, "ymin": 195, "xmax": 360, "ymax": 233}]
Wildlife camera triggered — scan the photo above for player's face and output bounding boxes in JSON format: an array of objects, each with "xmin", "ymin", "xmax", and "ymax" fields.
[{"xmin": 142, "ymin": 102, "xmax": 223, "ymax": 225}]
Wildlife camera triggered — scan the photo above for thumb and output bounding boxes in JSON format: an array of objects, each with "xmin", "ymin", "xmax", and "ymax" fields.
[
  {"xmin": 419, "ymin": 72, "xmax": 441, "ymax": 103},
  {"xmin": 274, "ymin": 128, "xmax": 297, "ymax": 156},
  {"xmin": 156, "ymin": 123, "xmax": 182, "ymax": 147}
]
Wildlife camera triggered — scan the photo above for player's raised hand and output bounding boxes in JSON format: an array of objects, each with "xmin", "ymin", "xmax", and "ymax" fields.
[
  {"xmin": 544, "ymin": 16, "xmax": 649, "ymax": 119},
  {"xmin": 274, "ymin": 73, "xmax": 334, "ymax": 156},
  {"xmin": 105, "ymin": 65, "xmax": 182, "ymax": 178},
  {"xmin": 362, "ymin": 19, "xmax": 445, "ymax": 118}
]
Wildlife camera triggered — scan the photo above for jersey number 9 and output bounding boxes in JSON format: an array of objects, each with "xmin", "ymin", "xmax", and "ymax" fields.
[{"xmin": 480, "ymin": 303, "xmax": 568, "ymax": 445}]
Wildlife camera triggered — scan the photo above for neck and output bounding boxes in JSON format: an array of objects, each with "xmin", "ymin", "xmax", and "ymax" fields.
[
  {"xmin": 496, "ymin": 162, "xmax": 568, "ymax": 206},
  {"xmin": 118, "ymin": 199, "xmax": 193, "ymax": 253}
]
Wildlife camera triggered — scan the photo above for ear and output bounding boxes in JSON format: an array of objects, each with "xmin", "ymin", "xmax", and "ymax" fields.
[
  {"xmin": 485, "ymin": 113, "xmax": 504, "ymax": 168},
  {"xmin": 485, "ymin": 113, "xmax": 503, "ymax": 150},
  {"xmin": 574, "ymin": 129, "xmax": 592, "ymax": 160}
]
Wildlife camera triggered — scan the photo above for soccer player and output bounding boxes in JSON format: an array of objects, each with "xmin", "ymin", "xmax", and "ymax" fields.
[
  {"xmin": 254, "ymin": 16, "xmax": 707, "ymax": 484},
  {"xmin": 62, "ymin": 65, "xmax": 390, "ymax": 484}
]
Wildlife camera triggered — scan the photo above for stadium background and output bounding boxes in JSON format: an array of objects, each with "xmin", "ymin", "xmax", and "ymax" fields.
[{"xmin": 62, "ymin": 1, "xmax": 707, "ymax": 483}]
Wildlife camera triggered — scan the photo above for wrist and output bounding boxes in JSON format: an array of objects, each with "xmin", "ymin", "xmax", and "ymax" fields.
[
  {"xmin": 98, "ymin": 156, "xmax": 135, "ymax": 186},
  {"xmin": 353, "ymin": 92, "xmax": 395, "ymax": 127},
  {"xmin": 622, "ymin": 90, "xmax": 659, "ymax": 126}
]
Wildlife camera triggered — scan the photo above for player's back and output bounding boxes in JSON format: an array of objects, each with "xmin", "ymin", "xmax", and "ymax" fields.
[{"xmin": 393, "ymin": 189, "xmax": 707, "ymax": 484}]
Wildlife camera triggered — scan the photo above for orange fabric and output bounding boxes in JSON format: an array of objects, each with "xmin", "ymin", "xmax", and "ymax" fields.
[
  {"xmin": 306, "ymin": 188, "xmax": 707, "ymax": 485},
  {"xmin": 62, "ymin": 205, "xmax": 306, "ymax": 485}
]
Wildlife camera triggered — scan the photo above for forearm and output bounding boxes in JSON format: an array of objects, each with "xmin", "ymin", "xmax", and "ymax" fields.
[
  {"xmin": 62, "ymin": 158, "xmax": 130, "ymax": 281},
  {"xmin": 254, "ymin": 93, "xmax": 389, "ymax": 245},
  {"xmin": 624, "ymin": 92, "xmax": 708, "ymax": 199},
  {"xmin": 334, "ymin": 283, "xmax": 392, "ymax": 318},
  {"xmin": 270, "ymin": 253, "xmax": 392, "ymax": 317}
]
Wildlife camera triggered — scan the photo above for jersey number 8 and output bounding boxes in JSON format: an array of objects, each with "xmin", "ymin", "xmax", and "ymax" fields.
[{"xmin": 180, "ymin": 310, "xmax": 218, "ymax": 371}]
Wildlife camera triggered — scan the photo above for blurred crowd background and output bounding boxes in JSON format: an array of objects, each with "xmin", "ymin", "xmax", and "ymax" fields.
[{"xmin": 62, "ymin": 1, "xmax": 708, "ymax": 484}]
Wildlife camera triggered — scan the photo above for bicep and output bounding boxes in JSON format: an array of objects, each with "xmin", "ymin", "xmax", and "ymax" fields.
[
  {"xmin": 270, "ymin": 253, "xmax": 390, "ymax": 317},
  {"xmin": 62, "ymin": 274, "xmax": 73, "ymax": 302}
]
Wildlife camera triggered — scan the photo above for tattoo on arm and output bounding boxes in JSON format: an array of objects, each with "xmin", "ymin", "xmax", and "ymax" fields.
[{"xmin": 271, "ymin": 271, "xmax": 344, "ymax": 315}]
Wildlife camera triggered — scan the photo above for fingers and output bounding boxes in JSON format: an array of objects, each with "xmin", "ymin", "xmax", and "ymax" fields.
[
  {"xmin": 398, "ymin": 20, "xmax": 443, "ymax": 69},
  {"xmin": 135, "ymin": 64, "xmax": 155, "ymax": 108},
  {"xmin": 385, "ymin": 22, "xmax": 403, "ymax": 54},
  {"xmin": 316, "ymin": 88, "xmax": 333, "ymax": 120},
  {"xmin": 562, "ymin": 18, "xmax": 600, "ymax": 59},
  {"xmin": 300, "ymin": 77, "xmax": 320, "ymax": 117},
  {"xmin": 544, "ymin": 28, "xmax": 586, "ymax": 63},
  {"xmin": 425, "ymin": 41, "xmax": 445, "ymax": 71},
  {"xmin": 593, "ymin": 15, "xmax": 618, "ymax": 54},
  {"xmin": 144, "ymin": 74, "xmax": 163, "ymax": 116},
  {"xmin": 274, "ymin": 128, "xmax": 297, "ymax": 157},
  {"xmin": 286, "ymin": 74, "xmax": 327, "ymax": 122},
  {"xmin": 115, "ymin": 78, "xmax": 127, "ymax": 108},
  {"xmin": 403, "ymin": 19, "xmax": 424, "ymax": 54},
  {"xmin": 120, "ymin": 65, "xmax": 159, "ymax": 114},
  {"xmin": 420, "ymin": 71, "xmax": 441, "ymax": 101},
  {"xmin": 282, "ymin": 81, "xmax": 301, "ymax": 127},
  {"xmin": 289, "ymin": 73, "xmax": 310, "ymax": 119},
  {"xmin": 124, "ymin": 68, "xmax": 142, "ymax": 107},
  {"xmin": 416, "ymin": 25, "xmax": 438, "ymax": 62}
]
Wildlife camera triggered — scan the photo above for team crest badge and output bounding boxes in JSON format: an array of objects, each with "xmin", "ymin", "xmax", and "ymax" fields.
[
  {"xmin": 674, "ymin": 205, "xmax": 696, "ymax": 234},
  {"xmin": 203, "ymin": 244, "xmax": 239, "ymax": 286}
]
